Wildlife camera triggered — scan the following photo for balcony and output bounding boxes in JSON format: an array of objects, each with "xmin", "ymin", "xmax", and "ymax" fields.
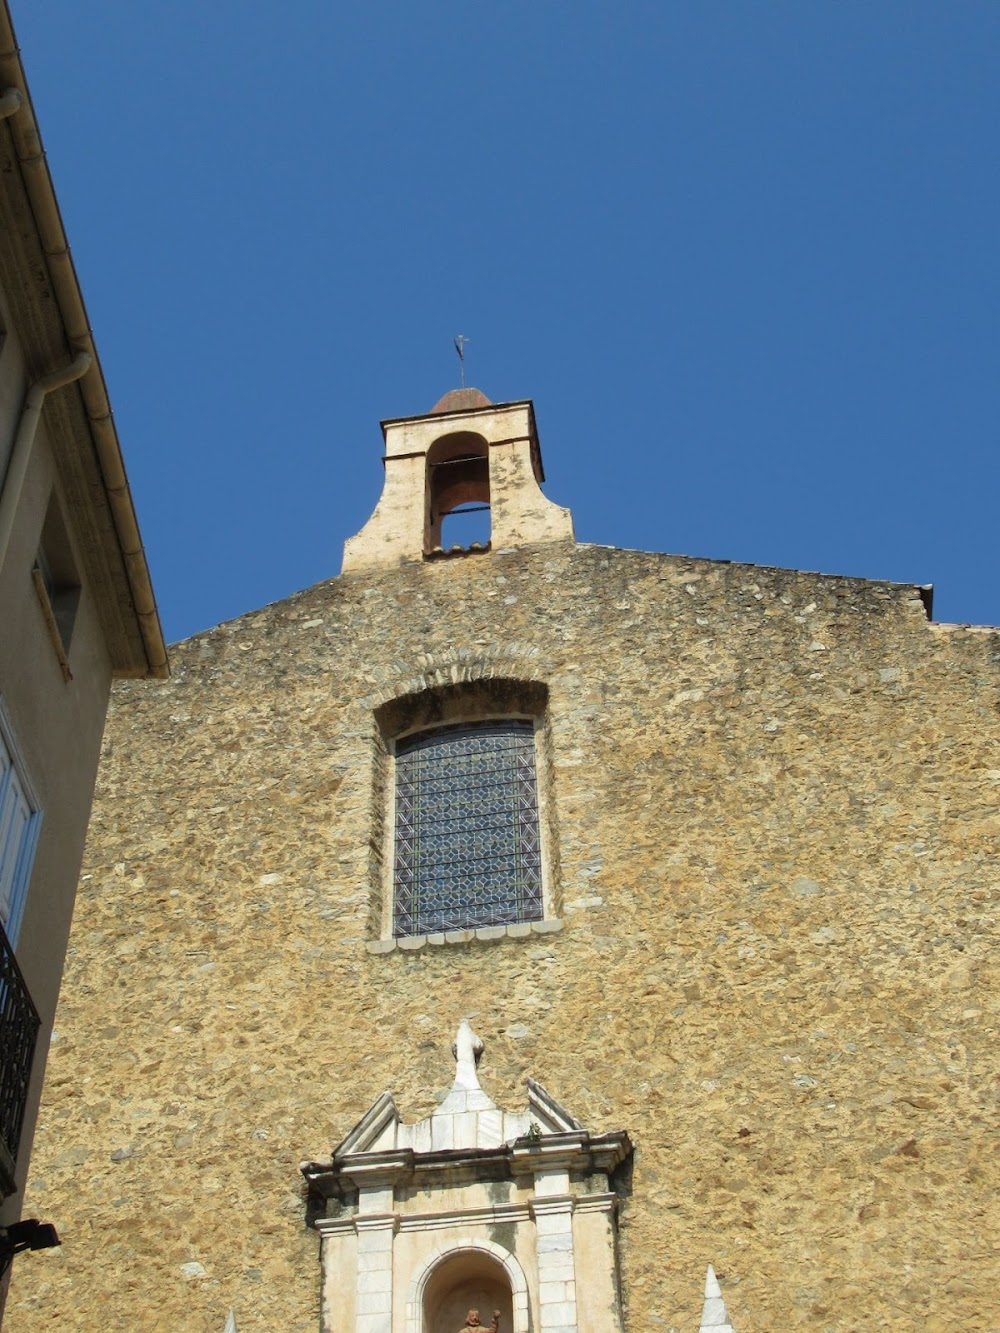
[{"xmin": 0, "ymin": 925, "xmax": 39, "ymax": 1198}]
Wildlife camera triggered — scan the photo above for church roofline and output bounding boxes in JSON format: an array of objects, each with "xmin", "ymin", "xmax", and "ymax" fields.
[
  {"xmin": 581, "ymin": 545, "xmax": 937, "ymax": 620},
  {"xmin": 158, "ymin": 543, "xmax": 951, "ymax": 654}
]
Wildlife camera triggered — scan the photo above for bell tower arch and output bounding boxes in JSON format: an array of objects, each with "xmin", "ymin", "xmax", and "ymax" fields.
[
  {"xmin": 342, "ymin": 390, "xmax": 574, "ymax": 572},
  {"xmin": 425, "ymin": 430, "xmax": 491, "ymax": 551}
]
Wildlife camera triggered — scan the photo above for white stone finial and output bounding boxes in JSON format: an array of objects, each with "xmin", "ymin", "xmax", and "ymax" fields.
[
  {"xmin": 223, "ymin": 1312, "xmax": 239, "ymax": 1333},
  {"xmin": 451, "ymin": 1019, "xmax": 485, "ymax": 1090},
  {"xmin": 699, "ymin": 1265, "xmax": 735, "ymax": 1332}
]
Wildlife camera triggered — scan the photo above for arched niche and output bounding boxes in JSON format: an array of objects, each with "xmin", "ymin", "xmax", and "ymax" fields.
[
  {"xmin": 408, "ymin": 1241, "xmax": 529, "ymax": 1333},
  {"xmin": 426, "ymin": 431, "xmax": 490, "ymax": 550}
]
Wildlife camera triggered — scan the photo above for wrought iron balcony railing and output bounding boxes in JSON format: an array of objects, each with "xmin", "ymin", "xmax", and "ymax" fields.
[{"xmin": 0, "ymin": 923, "xmax": 39, "ymax": 1198}]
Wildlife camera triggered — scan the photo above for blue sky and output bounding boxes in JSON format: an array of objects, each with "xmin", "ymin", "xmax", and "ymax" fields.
[{"xmin": 15, "ymin": 1, "xmax": 1000, "ymax": 641}]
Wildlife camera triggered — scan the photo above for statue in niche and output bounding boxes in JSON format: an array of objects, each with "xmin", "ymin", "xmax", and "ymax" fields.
[{"xmin": 458, "ymin": 1311, "xmax": 500, "ymax": 1333}]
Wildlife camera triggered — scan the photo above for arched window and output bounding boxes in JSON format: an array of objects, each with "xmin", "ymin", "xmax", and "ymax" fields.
[
  {"xmin": 393, "ymin": 720, "xmax": 543, "ymax": 937},
  {"xmin": 372, "ymin": 678, "xmax": 557, "ymax": 943},
  {"xmin": 426, "ymin": 432, "xmax": 490, "ymax": 552}
]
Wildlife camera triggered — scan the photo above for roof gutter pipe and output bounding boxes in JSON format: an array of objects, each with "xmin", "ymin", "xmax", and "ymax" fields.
[{"xmin": 0, "ymin": 351, "xmax": 92, "ymax": 575}]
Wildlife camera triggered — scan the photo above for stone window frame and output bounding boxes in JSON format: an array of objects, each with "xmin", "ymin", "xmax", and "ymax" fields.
[
  {"xmin": 368, "ymin": 678, "xmax": 562, "ymax": 952},
  {"xmin": 392, "ymin": 719, "xmax": 543, "ymax": 937}
]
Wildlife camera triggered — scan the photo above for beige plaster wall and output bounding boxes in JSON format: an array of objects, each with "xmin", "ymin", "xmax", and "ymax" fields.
[
  {"xmin": 0, "ymin": 404, "xmax": 114, "ymax": 1222},
  {"xmin": 9, "ymin": 542, "xmax": 1000, "ymax": 1331}
]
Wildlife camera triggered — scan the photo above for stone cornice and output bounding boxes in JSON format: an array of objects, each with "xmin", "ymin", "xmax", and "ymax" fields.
[
  {"xmin": 303, "ymin": 1129, "xmax": 632, "ymax": 1212},
  {"xmin": 352, "ymin": 1212, "xmax": 399, "ymax": 1234},
  {"xmin": 527, "ymin": 1194, "xmax": 575, "ymax": 1218}
]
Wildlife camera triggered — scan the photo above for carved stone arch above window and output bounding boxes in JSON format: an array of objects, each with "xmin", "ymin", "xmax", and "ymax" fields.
[
  {"xmin": 375, "ymin": 675, "xmax": 548, "ymax": 739},
  {"xmin": 408, "ymin": 1240, "xmax": 529, "ymax": 1333},
  {"xmin": 367, "ymin": 677, "xmax": 562, "ymax": 949},
  {"xmin": 359, "ymin": 640, "xmax": 548, "ymax": 716}
]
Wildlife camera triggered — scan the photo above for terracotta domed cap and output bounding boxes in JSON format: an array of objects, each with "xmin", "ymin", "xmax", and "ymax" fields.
[{"xmin": 430, "ymin": 387, "xmax": 493, "ymax": 414}]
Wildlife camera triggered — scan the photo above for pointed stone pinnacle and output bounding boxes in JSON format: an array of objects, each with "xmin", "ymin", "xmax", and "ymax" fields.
[{"xmin": 699, "ymin": 1264, "xmax": 735, "ymax": 1332}]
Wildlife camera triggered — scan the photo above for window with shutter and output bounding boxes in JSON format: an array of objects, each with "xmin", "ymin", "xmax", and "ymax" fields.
[{"xmin": 0, "ymin": 706, "xmax": 41, "ymax": 948}]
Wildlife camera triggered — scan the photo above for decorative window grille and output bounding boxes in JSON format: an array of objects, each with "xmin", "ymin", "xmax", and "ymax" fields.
[{"xmin": 393, "ymin": 721, "xmax": 543, "ymax": 937}]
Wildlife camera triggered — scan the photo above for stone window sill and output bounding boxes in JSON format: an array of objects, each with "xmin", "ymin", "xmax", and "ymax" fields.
[{"xmin": 366, "ymin": 919, "xmax": 562, "ymax": 955}]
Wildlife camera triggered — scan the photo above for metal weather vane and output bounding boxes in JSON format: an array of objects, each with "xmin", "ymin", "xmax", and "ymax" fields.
[{"xmin": 454, "ymin": 334, "xmax": 471, "ymax": 388}]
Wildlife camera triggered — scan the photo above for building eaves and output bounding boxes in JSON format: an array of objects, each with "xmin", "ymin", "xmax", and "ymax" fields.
[{"xmin": 0, "ymin": 3, "xmax": 168, "ymax": 678}]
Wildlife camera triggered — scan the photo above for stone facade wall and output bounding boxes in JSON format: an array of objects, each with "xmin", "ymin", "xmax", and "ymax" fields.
[{"xmin": 9, "ymin": 542, "xmax": 1000, "ymax": 1331}]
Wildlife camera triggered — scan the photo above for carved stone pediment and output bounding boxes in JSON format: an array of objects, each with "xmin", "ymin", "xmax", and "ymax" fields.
[
  {"xmin": 301, "ymin": 1022, "xmax": 631, "ymax": 1333},
  {"xmin": 325, "ymin": 1072, "xmax": 585, "ymax": 1160}
]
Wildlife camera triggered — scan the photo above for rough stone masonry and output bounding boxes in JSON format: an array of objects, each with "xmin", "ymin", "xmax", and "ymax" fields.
[{"xmin": 9, "ymin": 538, "xmax": 1000, "ymax": 1332}]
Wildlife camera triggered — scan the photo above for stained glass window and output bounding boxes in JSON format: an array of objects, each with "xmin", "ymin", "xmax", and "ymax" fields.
[{"xmin": 393, "ymin": 720, "xmax": 543, "ymax": 937}]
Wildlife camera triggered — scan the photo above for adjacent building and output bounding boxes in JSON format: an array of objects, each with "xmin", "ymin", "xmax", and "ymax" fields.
[
  {"xmin": 10, "ymin": 385, "xmax": 999, "ymax": 1330},
  {"xmin": 0, "ymin": 0, "xmax": 166, "ymax": 1284}
]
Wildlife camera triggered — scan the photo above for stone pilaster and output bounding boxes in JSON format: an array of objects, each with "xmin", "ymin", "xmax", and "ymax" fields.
[
  {"xmin": 530, "ymin": 1196, "xmax": 578, "ymax": 1333},
  {"xmin": 353, "ymin": 1214, "xmax": 397, "ymax": 1333}
]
